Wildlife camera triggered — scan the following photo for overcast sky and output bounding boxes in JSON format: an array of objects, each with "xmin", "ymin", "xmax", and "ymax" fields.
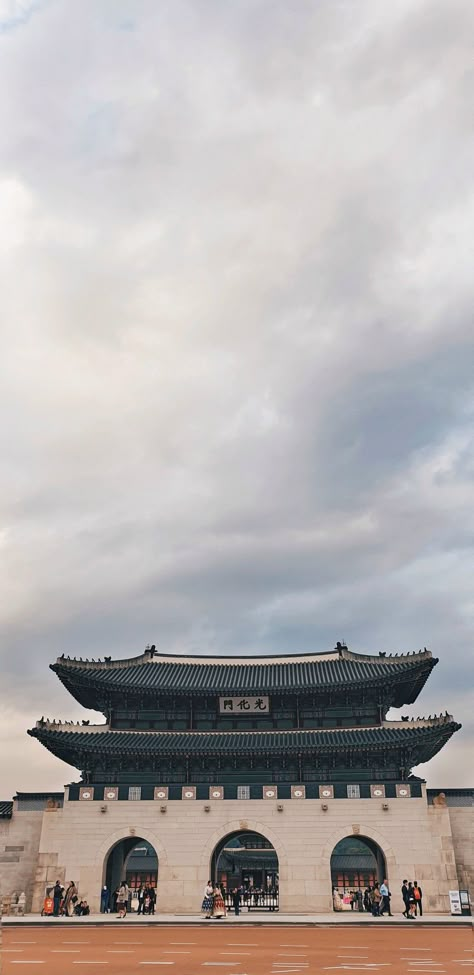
[{"xmin": 1, "ymin": 0, "xmax": 473, "ymax": 798}]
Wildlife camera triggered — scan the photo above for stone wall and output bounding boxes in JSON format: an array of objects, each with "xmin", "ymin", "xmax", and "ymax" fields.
[
  {"xmin": 0, "ymin": 805, "xmax": 45, "ymax": 910},
  {"xmin": 448, "ymin": 806, "xmax": 474, "ymax": 893},
  {"xmin": 30, "ymin": 793, "xmax": 459, "ymax": 915}
]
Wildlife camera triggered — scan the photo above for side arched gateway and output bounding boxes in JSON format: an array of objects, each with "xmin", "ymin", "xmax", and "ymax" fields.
[
  {"xmin": 103, "ymin": 836, "xmax": 159, "ymax": 906},
  {"xmin": 330, "ymin": 835, "xmax": 387, "ymax": 907},
  {"xmin": 210, "ymin": 830, "xmax": 279, "ymax": 911}
]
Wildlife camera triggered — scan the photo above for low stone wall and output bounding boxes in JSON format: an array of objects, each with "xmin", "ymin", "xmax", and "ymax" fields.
[
  {"xmin": 448, "ymin": 806, "xmax": 474, "ymax": 893},
  {"xmin": 0, "ymin": 806, "xmax": 45, "ymax": 912}
]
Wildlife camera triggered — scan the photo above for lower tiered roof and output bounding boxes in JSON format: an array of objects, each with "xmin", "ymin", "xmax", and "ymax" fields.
[{"xmin": 28, "ymin": 717, "xmax": 460, "ymax": 769}]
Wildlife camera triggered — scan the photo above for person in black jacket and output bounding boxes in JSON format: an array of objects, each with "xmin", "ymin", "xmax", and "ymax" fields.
[
  {"xmin": 401, "ymin": 880, "xmax": 410, "ymax": 917},
  {"xmin": 413, "ymin": 881, "xmax": 423, "ymax": 916},
  {"xmin": 232, "ymin": 887, "xmax": 241, "ymax": 915},
  {"xmin": 53, "ymin": 880, "xmax": 63, "ymax": 917}
]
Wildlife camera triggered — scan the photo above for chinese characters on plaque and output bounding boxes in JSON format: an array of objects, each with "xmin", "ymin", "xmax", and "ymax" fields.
[{"xmin": 219, "ymin": 696, "xmax": 270, "ymax": 714}]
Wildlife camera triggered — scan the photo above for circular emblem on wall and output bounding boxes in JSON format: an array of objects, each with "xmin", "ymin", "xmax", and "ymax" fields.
[
  {"xmin": 82, "ymin": 791, "xmax": 91, "ymax": 799},
  {"xmin": 211, "ymin": 790, "xmax": 221, "ymax": 798},
  {"xmin": 266, "ymin": 789, "xmax": 275, "ymax": 797},
  {"xmin": 156, "ymin": 790, "xmax": 166, "ymax": 798},
  {"xmin": 373, "ymin": 789, "xmax": 383, "ymax": 796},
  {"xmin": 106, "ymin": 791, "xmax": 116, "ymax": 800},
  {"xmin": 399, "ymin": 788, "xmax": 408, "ymax": 796},
  {"xmin": 184, "ymin": 790, "xmax": 194, "ymax": 798},
  {"xmin": 293, "ymin": 789, "xmax": 303, "ymax": 798},
  {"xmin": 322, "ymin": 789, "xmax": 331, "ymax": 797}
]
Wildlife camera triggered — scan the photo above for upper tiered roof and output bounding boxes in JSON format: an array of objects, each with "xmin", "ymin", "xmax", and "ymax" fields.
[{"xmin": 50, "ymin": 644, "xmax": 437, "ymax": 711}]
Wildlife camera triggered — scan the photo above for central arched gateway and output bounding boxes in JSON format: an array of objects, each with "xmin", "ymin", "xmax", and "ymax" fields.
[
  {"xmin": 330, "ymin": 835, "xmax": 387, "ymax": 905},
  {"xmin": 211, "ymin": 830, "xmax": 279, "ymax": 910},
  {"xmin": 104, "ymin": 836, "xmax": 158, "ymax": 904}
]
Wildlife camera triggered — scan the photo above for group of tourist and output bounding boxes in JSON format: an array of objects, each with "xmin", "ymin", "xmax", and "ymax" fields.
[
  {"xmin": 51, "ymin": 880, "xmax": 78, "ymax": 917},
  {"xmin": 333, "ymin": 879, "xmax": 423, "ymax": 918},
  {"xmin": 402, "ymin": 880, "xmax": 423, "ymax": 918},
  {"xmin": 100, "ymin": 881, "xmax": 158, "ymax": 918},
  {"xmin": 333, "ymin": 879, "xmax": 392, "ymax": 916}
]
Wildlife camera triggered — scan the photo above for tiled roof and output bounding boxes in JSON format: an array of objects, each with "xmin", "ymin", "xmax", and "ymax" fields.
[
  {"xmin": 51, "ymin": 648, "xmax": 437, "ymax": 707},
  {"xmin": 0, "ymin": 800, "xmax": 13, "ymax": 818},
  {"xmin": 28, "ymin": 721, "xmax": 460, "ymax": 765}
]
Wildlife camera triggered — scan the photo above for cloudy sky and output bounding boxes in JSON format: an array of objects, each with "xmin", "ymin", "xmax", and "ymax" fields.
[{"xmin": 1, "ymin": 0, "xmax": 473, "ymax": 798}]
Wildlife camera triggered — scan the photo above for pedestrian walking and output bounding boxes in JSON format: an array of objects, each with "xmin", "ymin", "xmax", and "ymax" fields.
[
  {"xmin": 401, "ymin": 880, "xmax": 410, "ymax": 917},
  {"xmin": 413, "ymin": 881, "xmax": 423, "ymax": 916},
  {"xmin": 379, "ymin": 878, "xmax": 392, "ymax": 916}
]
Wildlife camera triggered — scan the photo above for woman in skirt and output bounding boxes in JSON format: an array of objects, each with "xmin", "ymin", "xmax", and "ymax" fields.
[
  {"xmin": 201, "ymin": 881, "xmax": 214, "ymax": 919},
  {"xmin": 212, "ymin": 884, "xmax": 226, "ymax": 918}
]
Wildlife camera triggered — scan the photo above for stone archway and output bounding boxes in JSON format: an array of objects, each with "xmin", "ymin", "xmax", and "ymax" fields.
[
  {"xmin": 103, "ymin": 836, "xmax": 159, "ymax": 907},
  {"xmin": 322, "ymin": 824, "xmax": 395, "ymax": 912},
  {"xmin": 210, "ymin": 829, "xmax": 279, "ymax": 909},
  {"xmin": 330, "ymin": 835, "xmax": 387, "ymax": 895},
  {"xmin": 200, "ymin": 818, "xmax": 288, "ymax": 911}
]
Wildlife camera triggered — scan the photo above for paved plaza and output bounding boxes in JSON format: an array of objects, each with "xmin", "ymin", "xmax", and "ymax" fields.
[{"xmin": 2, "ymin": 922, "xmax": 473, "ymax": 974}]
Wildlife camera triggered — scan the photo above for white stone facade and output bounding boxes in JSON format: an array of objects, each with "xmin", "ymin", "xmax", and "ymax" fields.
[{"xmin": 1, "ymin": 786, "xmax": 470, "ymax": 915}]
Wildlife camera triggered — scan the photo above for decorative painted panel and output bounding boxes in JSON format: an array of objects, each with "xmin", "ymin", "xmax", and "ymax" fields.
[
  {"xmin": 370, "ymin": 784, "xmax": 385, "ymax": 799},
  {"xmin": 263, "ymin": 785, "xmax": 278, "ymax": 799},
  {"xmin": 79, "ymin": 787, "xmax": 94, "ymax": 801},
  {"xmin": 154, "ymin": 787, "xmax": 168, "ymax": 801},
  {"xmin": 396, "ymin": 783, "xmax": 411, "ymax": 798},
  {"xmin": 319, "ymin": 784, "xmax": 334, "ymax": 799},
  {"xmin": 209, "ymin": 786, "xmax": 224, "ymax": 800},
  {"xmin": 291, "ymin": 785, "xmax": 306, "ymax": 799},
  {"xmin": 182, "ymin": 786, "xmax": 196, "ymax": 800},
  {"xmin": 103, "ymin": 787, "xmax": 118, "ymax": 801}
]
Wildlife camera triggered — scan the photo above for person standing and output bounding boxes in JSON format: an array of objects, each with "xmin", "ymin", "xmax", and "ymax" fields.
[
  {"xmin": 100, "ymin": 885, "xmax": 110, "ymax": 914},
  {"xmin": 52, "ymin": 880, "xmax": 63, "ymax": 917},
  {"xmin": 401, "ymin": 880, "xmax": 410, "ymax": 917},
  {"xmin": 379, "ymin": 879, "xmax": 392, "ymax": 916},
  {"xmin": 363, "ymin": 887, "xmax": 371, "ymax": 912},
  {"xmin": 357, "ymin": 888, "xmax": 363, "ymax": 912},
  {"xmin": 212, "ymin": 884, "xmax": 226, "ymax": 918},
  {"xmin": 63, "ymin": 881, "xmax": 78, "ymax": 917},
  {"xmin": 413, "ymin": 881, "xmax": 423, "ymax": 916},
  {"xmin": 371, "ymin": 883, "xmax": 381, "ymax": 916},
  {"xmin": 137, "ymin": 884, "xmax": 145, "ymax": 915},
  {"xmin": 148, "ymin": 885, "xmax": 156, "ymax": 915},
  {"xmin": 116, "ymin": 880, "xmax": 129, "ymax": 919},
  {"xmin": 332, "ymin": 888, "xmax": 343, "ymax": 912},
  {"xmin": 407, "ymin": 882, "xmax": 417, "ymax": 918},
  {"xmin": 201, "ymin": 881, "xmax": 214, "ymax": 919},
  {"xmin": 232, "ymin": 887, "xmax": 241, "ymax": 915}
]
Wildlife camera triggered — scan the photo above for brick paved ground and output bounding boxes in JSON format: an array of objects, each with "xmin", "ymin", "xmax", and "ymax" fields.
[{"xmin": 2, "ymin": 923, "xmax": 473, "ymax": 974}]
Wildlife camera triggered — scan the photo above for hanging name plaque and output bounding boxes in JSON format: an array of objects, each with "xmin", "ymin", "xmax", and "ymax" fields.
[{"xmin": 219, "ymin": 696, "xmax": 270, "ymax": 714}]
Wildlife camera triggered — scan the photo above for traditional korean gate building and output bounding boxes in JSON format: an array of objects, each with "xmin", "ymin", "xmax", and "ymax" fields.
[{"xmin": 1, "ymin": 642, "xmax": 472, "ymax": 914}]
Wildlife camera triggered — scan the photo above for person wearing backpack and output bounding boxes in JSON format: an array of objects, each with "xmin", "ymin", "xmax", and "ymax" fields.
[{"xmin": 413, "ymin": 881, "xmax": 423, "ymax": 916}]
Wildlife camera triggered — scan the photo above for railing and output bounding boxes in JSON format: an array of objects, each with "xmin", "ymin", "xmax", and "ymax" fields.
[{"xmin": 223, "ymin": 889, "xmax": 279, "ymax": 912}]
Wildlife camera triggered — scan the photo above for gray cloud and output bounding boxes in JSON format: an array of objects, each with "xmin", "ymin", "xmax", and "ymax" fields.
[{"xmin": 1, "ymin": 0, "xmax": 473, "ymax": 795}]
